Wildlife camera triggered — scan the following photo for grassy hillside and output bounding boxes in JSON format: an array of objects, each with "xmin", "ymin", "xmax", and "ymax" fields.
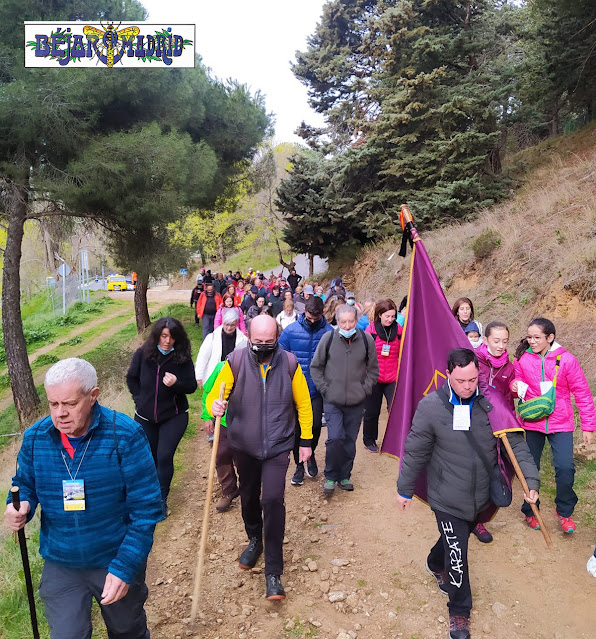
[{"xmin": 353, "ymin": 122, "xmax": 596, "ymax": 387}]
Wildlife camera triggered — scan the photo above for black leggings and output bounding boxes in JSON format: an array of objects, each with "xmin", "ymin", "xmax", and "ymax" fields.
[{"xmin": 135, "ymin": 412, "xmax": 188, "ymax": 501}]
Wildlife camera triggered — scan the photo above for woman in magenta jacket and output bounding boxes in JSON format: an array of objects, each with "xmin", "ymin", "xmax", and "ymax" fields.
[
  {"xmin": 362, "ymin": 299, "xmax": 402, "ymax": 453},
  {"xmin": 512, "ymin": 317, "xmax": 596, "ymax": 533}
]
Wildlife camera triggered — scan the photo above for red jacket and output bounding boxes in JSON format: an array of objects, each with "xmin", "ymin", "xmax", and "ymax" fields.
[
  {"xmin": 366, "ymin": 320, "xmax": 402, "ymax": 384},
  {"xmin": 196, "ymin": 292, "xmax": 222, "ymax": 319}
]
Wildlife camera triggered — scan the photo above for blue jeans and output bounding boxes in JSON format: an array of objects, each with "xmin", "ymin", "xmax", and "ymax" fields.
[
  {"xmin": 521, "ymin": 430, "xmax": 577, "ymax": 518},
  {"xmin": 202, "ymin": 314, "xmax": 215, "ymax": 340},
  {"xmin": 323, "ymin": 402, "xmax": 365, "ymax": 482}
]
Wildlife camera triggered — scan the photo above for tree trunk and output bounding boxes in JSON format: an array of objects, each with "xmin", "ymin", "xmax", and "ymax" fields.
[
  {"xmin": 1, "ymin": 183, "xmax": 41, "ymax": 426},
  {"xmin": 309, "ymin": 253, "xmax": 314, "ymax": 278},
  {"xmin": 134, "ymin": 276, "xmax": 151, "ymax": 333}
]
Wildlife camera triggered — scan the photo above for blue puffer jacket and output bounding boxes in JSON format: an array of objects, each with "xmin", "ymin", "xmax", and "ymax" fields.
[{"xmin": 279, "ymin": 314, "xmax": 334, "ymax": 398}]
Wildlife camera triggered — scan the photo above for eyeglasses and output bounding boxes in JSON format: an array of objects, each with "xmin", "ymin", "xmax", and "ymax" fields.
[{"xmin": 526, "ymin": 336, "xmax": 545, "ymax": 342}]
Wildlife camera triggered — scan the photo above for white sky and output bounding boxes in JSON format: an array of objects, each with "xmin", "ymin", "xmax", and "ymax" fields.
[{"xmin": 139, "ymin": 0, "xmax": 327, "ymax": 144}]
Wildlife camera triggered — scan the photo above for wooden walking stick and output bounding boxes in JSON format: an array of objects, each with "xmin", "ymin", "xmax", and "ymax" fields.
[
  {"xmin": 499, "ymin": 434, "xmax": 553, "ymax": 549},
  {"xmin": 11, "ymin": 487, "xmax": 40, "ymax": 639},
  {"xmin": 190, "ymin": 382, "xmax": 227, "ymax": 624}
]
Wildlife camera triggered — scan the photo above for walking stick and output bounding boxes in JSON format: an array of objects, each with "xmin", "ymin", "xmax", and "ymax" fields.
[
  {"xmin": 11, "ymin": 487, "xmax": 40, "ymax": 639},
  {"xmin": 499, "ymin": 434, "xmax": 553, "ymax": 549},
  {"xmin": 190, "ymin": 382, "xmax": 226, "ymax": 624}
]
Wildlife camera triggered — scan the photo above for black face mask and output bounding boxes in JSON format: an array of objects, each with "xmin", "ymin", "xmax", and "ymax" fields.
[{"xmin": 251, "ymin": 341, "xmax": 277, "ymax": 363}]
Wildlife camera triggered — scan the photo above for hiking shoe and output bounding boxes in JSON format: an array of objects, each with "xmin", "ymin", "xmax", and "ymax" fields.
[
  {"xmin": 525, "ymin": 515, "xmax": 541, "ymax": 530},
  {"xmin": 425, "ymin": 558, "xmax": 448, "ymax": 596},
  {"xmin": 238, "ymin": 537, "xmax": 263, "ymax": 569},
  {"xmin": 339, "ymin": 479, "xmax": 354, "ymax": 491},
  {"xmin": 265, "ymin": 574, "xmax": 286, "ymax": 600},
  {"xmin": 305, "ymin": 454, "xmax": 318, "ymax": 478},
  {"xmin": 207, "ymin": 434, "xmax": 214, "ymax": 444},
  {"xmin": 216, "ymin": 489, "xmax": 239, "ymax": 513},
  {"xmin": 291, "ymin": 463, "xmax": 305, "ymax": 486},
  {"xmin": 471, "ymin": 523, "xmax": 493, "ymax": 543},
  {"xmin": 556, "ymin": 511, "xmax": 576, "ymax": 533},
  {"xmin": 449, "ymin": 615, "xmax": 470, "ymax": 639},
  {"xmin": 365, "ymin": 442, "xmax": 379, "ymax": 453},
  {"xmin": 323, "ymin": 480, "xmax": 335, "ymax": 495}
]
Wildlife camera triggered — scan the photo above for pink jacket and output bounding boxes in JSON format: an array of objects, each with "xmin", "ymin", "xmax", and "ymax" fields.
[
  {"xmin": 513, "ymin": 344, "xmax": 596, "ymax": 434},
  {"xmin": 213, "ymin": 305, "xmax": 247, "ymax": 335},
  {"xmin": 366, "ymin": 322, "xmax": 402, "ymax": 384}
]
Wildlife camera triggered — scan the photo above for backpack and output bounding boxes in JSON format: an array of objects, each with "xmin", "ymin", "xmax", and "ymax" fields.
[{"xmin": 324, "ymin": 329, "xmax": 369, "ymax": 363}]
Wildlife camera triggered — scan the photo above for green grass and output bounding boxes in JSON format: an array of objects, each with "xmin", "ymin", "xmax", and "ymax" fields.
[
  {"xmin": 210, "ymin": 239, "xmax": 291, "ymax": 275},
  {"xmin": 0, "ymin": 303, "xmax": 201, "ymax": 637}
]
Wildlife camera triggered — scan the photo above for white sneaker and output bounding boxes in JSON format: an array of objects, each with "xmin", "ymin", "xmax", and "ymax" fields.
[{"xmin": 587, "ymin": 555, "xmax": 596, "ymax": 577}]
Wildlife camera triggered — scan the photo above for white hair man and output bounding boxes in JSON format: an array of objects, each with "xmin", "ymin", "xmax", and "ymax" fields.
[{"xmin": 4, "ymin": 358, "xmax": 162, "ymax": 639}]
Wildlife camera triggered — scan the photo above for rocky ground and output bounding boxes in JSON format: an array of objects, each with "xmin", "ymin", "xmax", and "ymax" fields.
[{"xmin": 144, "ymin": 417, "xmax": 596, "ymax": 639}]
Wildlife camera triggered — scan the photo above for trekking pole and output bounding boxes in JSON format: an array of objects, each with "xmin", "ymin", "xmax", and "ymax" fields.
[
  {"xmin": 190, "ymin": 382, "xmax": 226, "ymax": 624},
  {"xmin": 11, "ymin": 487, "xmax": 40, "ymax": 639},
  {"xmin": 499, "ymin": 434, "xmax": 553, "ymax": 549}
]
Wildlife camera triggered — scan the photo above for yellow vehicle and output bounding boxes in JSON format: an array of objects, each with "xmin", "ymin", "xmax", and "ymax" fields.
[{"xmin": 107, "ymin": 275, "xmax": 128, "ymax": 291}]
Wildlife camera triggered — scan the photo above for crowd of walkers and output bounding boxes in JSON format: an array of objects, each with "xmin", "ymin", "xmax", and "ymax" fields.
[{"xmin": 5, "ymin": 266, "xmax": 596, "ymax": 639}]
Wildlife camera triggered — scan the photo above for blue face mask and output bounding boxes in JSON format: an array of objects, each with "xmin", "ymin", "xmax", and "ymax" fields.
[
  {"xmin": 157, "ymin": 345, "xmax": 175, "ymax": 355},
  {"xmin": 346, "ymin": 299, "xmax": 355, "ymax": 306},
  {"xmin": 339, "ymin": 328, "xmax": 356, "ymax": 339}
]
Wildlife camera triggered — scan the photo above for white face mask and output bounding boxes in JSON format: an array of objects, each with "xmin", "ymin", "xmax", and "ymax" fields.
[{"xmin": 347, "ymin": 299, "xmax": 355, "ymax": 306}]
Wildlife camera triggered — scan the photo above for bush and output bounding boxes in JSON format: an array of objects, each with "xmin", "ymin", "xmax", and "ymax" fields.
[
  {"xmin": 471, "ymin": 229, "xmax": 501, "ymax": 260},
  {"xmin": 0, "ymin": 373, "xmax": 10, "ymax": 389},
  {"xmin": 53, "ymin": 314, "xmax": 84, "ymax": 327},
  {"xmin": 23, "ymin": 326, "xmax": 55, "ymax": 344},
  {"xmin": 32, "ymin": 354, "xmax": 59, "ymax": 369},
  {"xmin": 61, "ymin": 336, "xmax": 84, "ymax": 347}
]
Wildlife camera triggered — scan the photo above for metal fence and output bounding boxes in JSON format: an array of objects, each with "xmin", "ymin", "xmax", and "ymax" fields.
[{"xmin": 47, "ymin": 274, "xmax": 82, "ymax": 316}]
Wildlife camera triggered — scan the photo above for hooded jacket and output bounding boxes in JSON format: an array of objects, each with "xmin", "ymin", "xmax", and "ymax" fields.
[
  {"xmin": 397, "ymin": 381, "xmax": 540, "ymax": 521},
  {"xmin": 278, "ymin": 313, "xmax": 335, "ymax": 398},
  {"xmin": 194, "ymin": 326, "xmax": 248, "ymax": 383},
  {"xmin": 126, "ymin": 348, "xmax": 197, "ymax": 423},
  {"xmin": 196, "ymin": 291, "xmax": 223, "ymax": 318},
  {"xmin": 310, "ymin": 329, "xmax": 379, "ymax": 406},
  {"xmin": 213, "ymin": 305, "xmax": 247, "ymax": 335},
  {"xmin": 476, "ymin": 343, "xmax": 516, "ymax": 411},
  {"xmin": 513, "ymin": 343, "xmax": 596, "ymax": 434}
]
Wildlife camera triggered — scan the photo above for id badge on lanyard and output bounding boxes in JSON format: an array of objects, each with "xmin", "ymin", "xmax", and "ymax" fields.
[
  {"xmin": 453, "ymin": 404, "xmax": 471, "ymax": 431},
  {"xmin": 63, "ymin": 480, "xmax": 85, "ymax": 511},
  {"xmin": 381, "ymin": 343, "xmax": 391, "ymax": 357}
]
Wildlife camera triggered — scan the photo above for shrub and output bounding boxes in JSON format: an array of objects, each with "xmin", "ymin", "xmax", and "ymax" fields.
[
  {"xmin": 60, "ymin": 336, "xmax": 84, "ymax": 347},
  {"xmin": 471, "ymin": 229, "xmax": 501, "ymax": 260},
  {"xmin": 32, "ymin": 354, "xmax": 60, "ymax": 369}
]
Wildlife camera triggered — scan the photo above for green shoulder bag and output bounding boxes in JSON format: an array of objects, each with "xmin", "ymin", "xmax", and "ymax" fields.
[{"xmin": 517, "ymin": 355, "xmax": 561, "ymax": 422}]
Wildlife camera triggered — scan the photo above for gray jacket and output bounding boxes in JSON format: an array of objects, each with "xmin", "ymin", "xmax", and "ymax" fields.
[
  {"xmin": 310, "ymin": 329, "xmax": 379, "ymax": 406},
  {"xmin": 397, "ymin": 382, "xmax": 540, "ymax": 521}
]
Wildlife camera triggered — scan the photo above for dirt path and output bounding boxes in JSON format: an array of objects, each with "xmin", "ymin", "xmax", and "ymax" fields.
[{"xmin": 145, "ymin": 416, "xmax": 596, "ymax": 639}]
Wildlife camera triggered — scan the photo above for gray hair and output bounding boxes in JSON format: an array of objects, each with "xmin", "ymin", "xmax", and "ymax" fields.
[
  {"xmin": 336, "ymin": 304, "xmax": 358, "ymax": 322},
  {"xmin": 222, "ymin": 309, "xmax": 239, "ymax": 326},
  {"xmin": 45, "ymin": 358, "xmax": 98, "ymax": 393}
]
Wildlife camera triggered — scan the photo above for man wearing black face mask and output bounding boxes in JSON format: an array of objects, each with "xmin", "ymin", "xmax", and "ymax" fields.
[
  {"xmin": 278, "ymin": 296, "xmax": 334, "ymax": 485},
  {"xmin": 206, "ymin": 315, "xmax": 313, "ymax": 601}
]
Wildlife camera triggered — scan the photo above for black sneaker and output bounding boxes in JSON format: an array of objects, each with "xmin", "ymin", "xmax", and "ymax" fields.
[
  {"xmin": 265, "ymin": 574, "xmax": 286, "ymax": 600},
  {"xmin": 365, "ymin": 442, "xmax": 379, "ymax": 453},
  {"xmin": 305, "ymin": 454, "xmax": 318, "ymax": 478},
  {"xmin": 425, "ymin": 558, "xmax": 448, "ymax": 596},
  {"xmin": 291, "ymin": 463, "xmax": 305, "ymax": 486},
  {"xmin": 471, "ymin": 523, "xmax": 493, "ymax": 543},
  {"xmin": 238, "ymin": 537, "xmax": 263, "ymax": 570},
  {"xmin": 449, "ymin": 615, "xmax": 470, "ymax": 639}
]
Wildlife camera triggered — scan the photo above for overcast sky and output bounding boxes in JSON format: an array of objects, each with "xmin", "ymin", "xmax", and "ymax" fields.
[{"xmin": 139, "ymin": 0, "xmax": 327, "ymax": 144}]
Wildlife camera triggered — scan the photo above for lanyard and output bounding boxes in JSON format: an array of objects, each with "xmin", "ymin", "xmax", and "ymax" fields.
[{"xmin": 61, "ymin": 433, "xmax": 93, "ymax": 481}]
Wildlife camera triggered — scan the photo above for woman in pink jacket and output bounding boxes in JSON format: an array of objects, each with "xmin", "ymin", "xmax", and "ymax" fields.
[
  {"xmin": 214, "ymin": 293, "xmax": 247, "ymax": 335},
  {"xmin": 513, "ymin": 317, "xmax": 596, "ymax": 533},
  {"xmin": 362, "ymin": 299, "xmax": 402, "ymax": 453}
]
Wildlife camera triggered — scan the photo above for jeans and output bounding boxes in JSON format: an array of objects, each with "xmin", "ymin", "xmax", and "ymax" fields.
[
  {"xmin": 323, "ymin": 402, "xmax": 365, "ymax": 482},
  {"xmin": 362, "ymin": 381, "xmax": 396, "ymax": 445},
  {"xmin": 428, "ymin": 510, "xmax": 475, "ymax": 618},
  {"xmin": 521, "ymin": 430, "xmax": 577, "ymax": 518},
  {"xmin": 39, "ymin": 561, "xmax": 149, "ymax": 639},
  {"xmin": 293, "ymin": 395, "xmax": 323, "ymax": 464},
  {"xmin": 234, "ymin": 449, "xmax": 291, "ymax": 575},
  {"xmin": 136, "ymin": 411, "xmax": 188, "ymax": 502},
  {"xmin": 202, "ymin": 314, "xmax": 215, "ymax": 340}
]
